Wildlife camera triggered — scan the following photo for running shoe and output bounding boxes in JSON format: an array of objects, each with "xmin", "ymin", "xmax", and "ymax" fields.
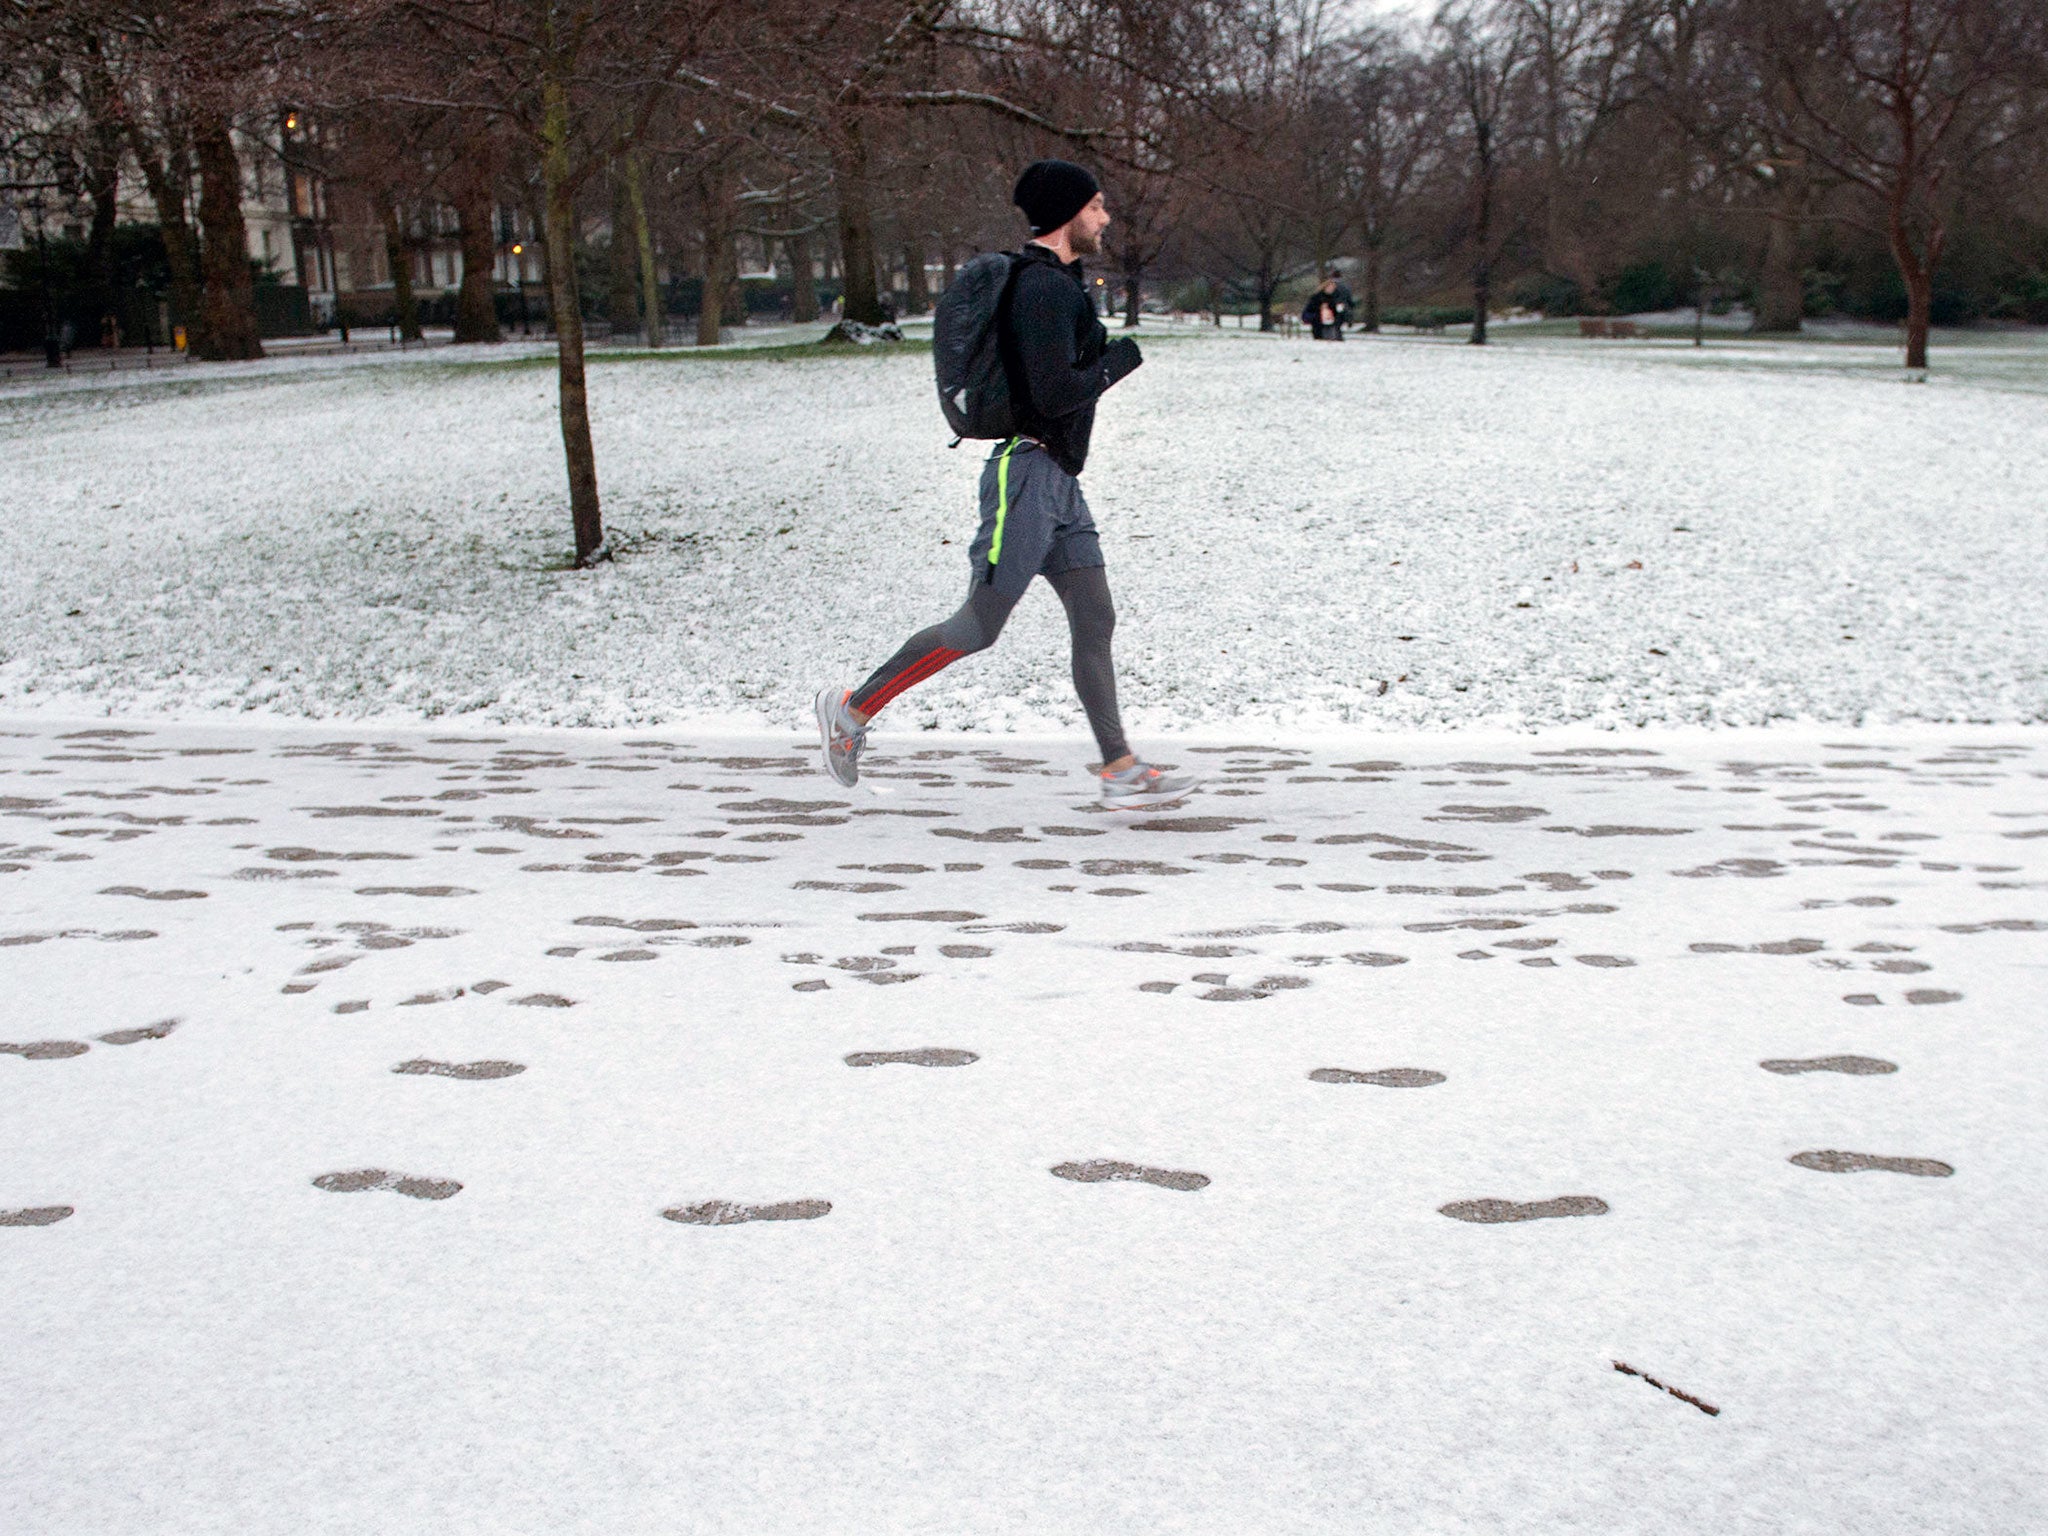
[
  {"xmin": 815, "ymin": 688, "xmax": 867, "ymax": 787},
  {"xmin": 1099, "ymin": 761, "xmax": 1200, "ymax": 810}
]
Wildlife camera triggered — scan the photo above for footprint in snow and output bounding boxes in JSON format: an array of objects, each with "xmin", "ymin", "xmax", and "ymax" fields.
[
  {"xmin": 1, "ymin": 1040, "xmax": 89, "ymax": 1060},
  {"xmin": 1310, "ymin": 1067, "xmax": 1445, "ymax": 1087},
  {"xmin": 1440, "ymin": 1196, "xmax": 1608, "ymax": 1224},
  {"xmin": 663, "ymin": 1199, "xmax": 831, "ymax": 1225},
  {"xmin": 1051, "ymin": 1160, "xmax": 1209, "ymax": 1191},
  {"xmin": 1691, "ymin": 938, "xmax": 1825, "ymax": 955},
  {"xmin": 1760, "ymin": 1056, "xmax": 1896, "ymax": 1075},
  {"xmin": 314, "ymin": 1169, "xmax": 462, "ymax": 1200},
  {"xmin": 1790, "ymin": 1151, "xmax": 1952, "ymax": 1177},
  {"xmin": 392, "ymin": 1059, "xmax": 526, "ymax": 1080},
  {"xmin": 1, "ymin": 1206, "xmax": 74, "ymax": 1226},
  {"xmin": 844, "ymin": 1048, "xmax": 978, "ymax": 1068},
  {"xmin": 1125, "ymin": 816, "xmax": 1258, "ymax": 834},
  {"xmin": 98, "ymin": 1019, "xmax": 178, "ymax": 1045}
]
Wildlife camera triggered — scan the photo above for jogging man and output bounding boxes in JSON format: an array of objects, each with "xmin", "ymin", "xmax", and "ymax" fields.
[{"xmin": 815, "ymin": 159, "xmax": 1198, "ymax": 811}]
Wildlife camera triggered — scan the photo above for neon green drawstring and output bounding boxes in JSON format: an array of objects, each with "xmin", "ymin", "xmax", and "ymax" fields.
[{"xmin": 988, "ymin": 437, "xmax": 1020, "ymax": 570}]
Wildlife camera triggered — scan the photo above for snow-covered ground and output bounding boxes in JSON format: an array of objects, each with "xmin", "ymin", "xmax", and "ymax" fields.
[
  {"xmin": 2, "ymin": 326, "xmax": 2043, "ymax": 733},
  {"xmin": 2, "ymin": 717, "xmax": 2042, "ymax": 1533},
  {"xmin": 3, "ymin": 327, "xmax": 2044, "ymax": 1530}
]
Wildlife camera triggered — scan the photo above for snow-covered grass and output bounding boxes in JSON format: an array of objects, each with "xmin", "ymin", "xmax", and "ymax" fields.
[{"xmin": 1, "ymin": 324, "xmax": 2043, "ymax": 736}]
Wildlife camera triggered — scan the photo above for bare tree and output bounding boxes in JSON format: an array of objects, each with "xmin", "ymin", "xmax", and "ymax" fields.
[
  {"xmin": 1436, "ymin": 0, "xmax": 1529, "ymax": 343},
  {"xmin": 694, "ymin": 149, "xmax": 737, "ymax": 343},
  {"xmin": 0, "ymin": 11, "xmax": 136, "ymax": 343},
  {"xmin": 35, "ymin": 0, "xmax": 286, "ymax": 358},
  {"xmin": 680, "ymin": 1, "xmax": 1135, "ymax": 327},
  {"xmin": 102, "ymin": 62, "xmax": 208, "ymax": 349},
  {"xmin": 1346, "ymin": 24, "xmax": 1441, "ymax": 330},
  {"xmin": 1737, "ymin": 0, "xmax": 2048, "ymax": 369},
  {"xmin": 1507, "ymin": 0, "xmax": 1649, "ymax": 306},
  {"xmin": 447, "ymin": 123, "xmax": 505, "ymax": 343},
  {"xmin": 974, "ymin": 0, "xmax": 1211, "ymax": 326},
  {"xmin": 1641, "ymin": 0, "xmax": 1808, "ymax": 331},
  {"xmin": 362, "ymin": 0, "xmax": 737, "ymax": 564},
  {"xmin": 1193, "ymin": 0, "xmax": 1340, "ymax": 330},
  {"xmin": 622, "ymin": 148, "xmax": 663, "ymax": 345}
]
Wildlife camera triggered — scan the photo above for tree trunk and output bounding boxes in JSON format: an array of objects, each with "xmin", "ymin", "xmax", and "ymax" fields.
[
  {"xmin": 608, "ymin": 165, "xmax": 638, "ymax": 335},
  {"xmin": 697, "ymin": 168, "xmax": 731, "ymax": 345},
  {"xmin": 626, "ymin": 151, "xmax": 661, "ymax": 347},
  {"xmin": 1117, "ymin": 228, "xmax": 1143, "ymax": 328},
  {"xmin": 452, "ymin": 171, "xmax": 502, "ymax": 343},
  {"xmin": 786, "ymin": 230, "xmax": 819, "ymax": 322},
  {"xmin": 902, "ymin": 241, "xmax": 929, "ymax": 314},
  {"xmin": 831, "ymin": 122, "xmax": 884, "ymax": 325},
  {"xmin": 130, "ymin": 128, "xmax": 204, "ymax": 350},
  {"xmin": 1470, "ymin": 133, "xmax": 1494, "ymax": 346},
  {"xmin": 1888, "ymin": 210, "xmax": 1940, "ymax": 372},
  {"xmin": 86, "ymin": 122, "xmax": 121, "ymax": 342},
  {"xmin": 1257, "ymin": 255, "xmax": 1276, "ymax": 331},
  {"xmin": 541, "ymin": 65, "xmax": 605, "ymax": 565},
  {"xmin": 380, "ymin": 202, "xmax": 422, "ymax": 341},
  {"xmin": 696, "ymin": 247, "xmax": 724, "ymax": 343},
  {"xmin": 1363, "ymin": 239, "xmax": 1383, "ymax": 332},
  {"xmin": 1753, "ymin": 209, "xmax": 1804, "ymax": 333},
  {"xmin": 79, "ymin": 43, "xmax": 124, "ymax": 342},
  {"xmin": 191, "ymin": 111, "xmax": 262, "ymax": 360},
  {"xmin": 726, "ymin": 268, "xmax": 748, "ymax": 326},
  {"xmin": 1903, "ymin": 277, "xmax": 1930, "ymax": 370},
  {"xmin": 1897, "ymin": 246, "xmax": 1933, "ymax": 371}
]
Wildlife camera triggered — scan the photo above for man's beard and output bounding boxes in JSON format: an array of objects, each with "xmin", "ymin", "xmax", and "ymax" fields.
[{"xmin": 1069, "ymin": 224, "xmax": 1102, "ymax": 257}]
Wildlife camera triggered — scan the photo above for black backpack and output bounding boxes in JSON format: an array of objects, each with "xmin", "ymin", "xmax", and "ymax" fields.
[{"xmin": 932, "ymin": 251, "xmax": 1022, "ymax": 441}]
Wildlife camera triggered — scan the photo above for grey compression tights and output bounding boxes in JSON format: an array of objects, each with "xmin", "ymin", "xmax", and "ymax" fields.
[{"xmin": 849, "ymin": 566, "xmax": 1131, "ymax": 764}]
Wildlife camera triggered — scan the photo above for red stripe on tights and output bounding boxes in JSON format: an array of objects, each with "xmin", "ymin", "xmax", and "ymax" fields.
[
  {"xmin": 859, "ymin": 646, "xmax": 964, "ymax": 715},
  {"xmin": 865, "ymin": 646, "xmax": 963, "ymax": 712}
]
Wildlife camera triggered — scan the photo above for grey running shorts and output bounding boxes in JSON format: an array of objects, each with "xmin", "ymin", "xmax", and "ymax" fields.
[{"xmin": 966, "ymin": 437, "xmax": 1104, "ymax": 599}]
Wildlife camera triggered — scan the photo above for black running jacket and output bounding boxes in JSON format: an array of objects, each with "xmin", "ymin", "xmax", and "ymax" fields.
[{"xmin": 998, "ymin": 242, "xmax": 1142, "ymax": 476}]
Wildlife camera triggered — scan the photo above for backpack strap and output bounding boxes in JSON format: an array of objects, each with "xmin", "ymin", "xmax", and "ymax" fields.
[{"xmin": 993, "ymin": 251, "xmax": 1029, "ymax": 421}]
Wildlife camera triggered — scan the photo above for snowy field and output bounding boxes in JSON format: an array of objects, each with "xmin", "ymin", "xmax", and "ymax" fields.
[
  {"xmin": 1, "ymin": 325, "xmax": 2044, "ymax": 733},
  {"xmin": 2, "ymin": 717, "xmax": 2043, "ymax": 1533},
  {"xmin": 3, "ymin": 327, "xmax": 2044, "ymax": 1531}
]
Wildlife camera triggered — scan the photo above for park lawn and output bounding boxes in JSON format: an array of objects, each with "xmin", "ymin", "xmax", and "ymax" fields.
[{"xmin": 0, "ymin": 324, "xmax": 2042, "ymax": 734}]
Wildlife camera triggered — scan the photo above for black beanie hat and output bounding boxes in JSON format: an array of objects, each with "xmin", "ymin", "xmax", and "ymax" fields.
[{"xmin": 1013, "ymin": 159, "xmax": 1101, "ymax": 237}]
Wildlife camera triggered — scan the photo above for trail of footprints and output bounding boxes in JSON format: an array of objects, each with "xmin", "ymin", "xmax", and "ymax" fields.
[{"xmin": 11, "ymin": 733, "xmax": 2025, "ymax": 1242}]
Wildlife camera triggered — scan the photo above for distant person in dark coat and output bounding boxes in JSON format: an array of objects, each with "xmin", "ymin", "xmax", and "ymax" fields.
[{"xmin": 1302, "ymin": 271, "xmax": 1353, "ymax": 340}]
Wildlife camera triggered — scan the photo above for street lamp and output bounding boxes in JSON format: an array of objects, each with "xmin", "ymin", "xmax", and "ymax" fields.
[{"xmin": 511, "ymin": 241, "xmax": 530, "ymax": 334}]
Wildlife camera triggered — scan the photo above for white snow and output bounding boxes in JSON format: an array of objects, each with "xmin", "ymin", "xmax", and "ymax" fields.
[
  {"xmin": 2, "ymin": 326, "xmax": 2043, "ymax": 734},
  {"xmin": 0, "ymin": 717, "xmax": 2041, "ymax": 1533},
  {"xmin": 2, "ymin": 326, "xmax": 2044, "ymax": 1530}
]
